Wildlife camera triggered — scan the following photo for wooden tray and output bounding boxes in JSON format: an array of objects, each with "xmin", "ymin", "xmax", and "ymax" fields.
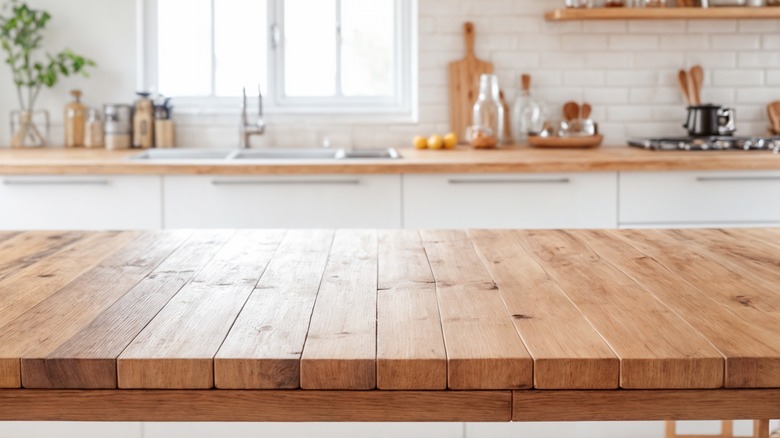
[{"xmin": 528, "ymin": 135, "xmax": 603, "ymax": 149}]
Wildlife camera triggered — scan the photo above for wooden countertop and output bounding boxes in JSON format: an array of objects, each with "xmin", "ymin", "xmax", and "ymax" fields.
[
  {"xmin": 1, "ymin": 228, "xmax": 780, "ymax": 423},
  {"xmin": 1, "ymin": 146, "xmax": 779, "ymax": 175}
]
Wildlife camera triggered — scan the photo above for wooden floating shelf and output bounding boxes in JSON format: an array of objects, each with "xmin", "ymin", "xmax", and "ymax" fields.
[{"xmin": 545, "ymin": 6, "xmax": 780, "ymax": 21}]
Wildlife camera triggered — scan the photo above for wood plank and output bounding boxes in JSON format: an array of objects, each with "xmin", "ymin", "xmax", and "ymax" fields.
[
  {"xmin": 0, "ymin": 390, "xmax": 512, "ymax": 422},
  {"xmin": 513, "ymin": 390, "xmax": 780, "ymax": 422},
  {"xmin": 0, "ymin": 231, "xmax": 137, "ymax": 331},
  {"xmin": 468, "ymin": 229, "xmax": 619, "ymax": 389},
  {"xmin": 517, "ymin": 230, "xmax": 724, "ymax": 389},
  {"xmin": 0, "ymin": 231, "xmax": 153, "ymax": 388},
  {"xmin": 582, "ymin": 229, "xmax": 780, "ymax": 389},
  {"xmin": 0, "ymin": 231, "xmax": 85, "ymax": 282},
  {"xmin": 22, "ymin": 231, "xmax": 232, "ymax": 389},
  {"xmin": 420, "ymin": 230, "xmax": 533, "ymax": 390},
  {"xmin": 545, "ymin": 6, "xmax": 780, "ymax": 21},
  {"xmin": 117, "ymin": 230, "xmax": 285, "ymax": 389},
  {"xmin": 299, "ymin": 230, "xmax": 378, "ymax": 390},
  {"xmin": 215, "ymin": 230, "xmax": 334, "ymax": 389},
  {"xmin": 376, "ymin": 230, "xmax": 447, "ymax": 390},
  {"xmin": 4, "ymin": 147, "xmax": 780, "ymax": 176}
]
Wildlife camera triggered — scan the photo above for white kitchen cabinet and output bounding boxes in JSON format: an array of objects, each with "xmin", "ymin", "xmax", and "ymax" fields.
[
  {"xmin": 0, "ymin": 175, "xmax": 162, "ymax": 230},
  {"xmin": 163, "ymin": 175, "xmax": 402, "ymax": 229},
  {"xmin": 467, "ymin": 422, "xmax": 666, "ymax": 438},
  {"xmin": 403, "ymin": 173, "xmax": 618, "ymax": 229},
  {"xmin": 145, "ymin": 423, "xmax": 462, "ymax": 438},
  {"xmin": 0, "ymin": 422, "xmax": 141, "ymax": 438},
  {"xmin": 620, "ymin": 171, "xmax": 780, "ymax": 228}
]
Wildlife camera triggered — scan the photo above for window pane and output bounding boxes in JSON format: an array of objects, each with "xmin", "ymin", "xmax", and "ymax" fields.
[
  {"xmin": 215, "ymin": 0, "xmax": 267, "ymax": 97},
  {"xmin": 341, "ymin": 0, "xmax": 395, "ymax": 97},
  {"xmin": 157, "ymin": 0, "xmax": 212, "ymax": 97},
  {"xmin": 284, "ymin": 0, "xmax": 337, "ymax": 97}
]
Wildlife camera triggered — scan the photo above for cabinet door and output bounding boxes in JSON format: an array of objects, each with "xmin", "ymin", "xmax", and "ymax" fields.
[
  {"xmin": 0, "ymin": 175, "xmax": 162, "ymax": 230},
  {"xmin": 620, "ymin": 171, "xmax": 780, "ymax": 228},
  {"xmin": 403, "ymin": 173, "xmax": 618, "ymax": 229},
  {"xmin": 163, "ymin": 175, "xmax": 402, "ymax": 229}
]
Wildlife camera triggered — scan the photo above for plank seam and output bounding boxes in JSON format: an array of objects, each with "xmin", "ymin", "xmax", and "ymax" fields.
[
  {"xmin": 210, "ymin": 230, "xmax": 290, "ymax": 381},
  {"xmin": 420, "ymin": 230, "xmax": 450, "ymax": 390},
  {"xmin": 111, "ymin": 231, "xmax": 236, "ymax": 388}
]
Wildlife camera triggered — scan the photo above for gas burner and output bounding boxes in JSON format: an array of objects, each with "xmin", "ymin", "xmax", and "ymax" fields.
[{"xmin": 628, "ymin": 136, "xmax": 780, "ymax": 153}]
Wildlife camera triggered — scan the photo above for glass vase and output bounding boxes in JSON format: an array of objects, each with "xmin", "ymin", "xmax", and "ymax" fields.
[{"xmin": 10, "ymin": 110, "xmax": 50, "ymax": 148}]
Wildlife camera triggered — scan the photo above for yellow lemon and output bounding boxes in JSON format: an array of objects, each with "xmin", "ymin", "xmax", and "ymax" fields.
[
  {"xmin": 443, "ymin": 133, "xmax": 458, "ymax": 149},
  {"xmin": 428, "ymin": 135, "xmax": 444, "ymax": 150},
  {"xmin": 413, "ymin": 136, "xmax": 428, "ymax": 149}
]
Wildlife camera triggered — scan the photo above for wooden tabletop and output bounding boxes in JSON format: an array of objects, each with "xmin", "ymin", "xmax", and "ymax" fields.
[
  {"xmin": 1, "ymin": 146, "xmax": 780, "ymax": 175},
  {"xmin": 1, "ymin": 228, "xmax": 780, "ymax": 395}
]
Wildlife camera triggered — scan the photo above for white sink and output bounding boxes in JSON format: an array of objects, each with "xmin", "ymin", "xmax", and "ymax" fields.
[
  {"xmin": 129, "ymin": 149, "xmax": 235, "ymax": 160},
  {"xmin": 129, "ymin": 148, "xmax": 402, "ymax": 161}
]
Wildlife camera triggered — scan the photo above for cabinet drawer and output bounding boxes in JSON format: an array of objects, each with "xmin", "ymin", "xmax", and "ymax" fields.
[
  {"xmin": 403, "ymin": 173, "xmax": 618, "ymax": 229},
  {"xmin": 0, "ymin": 175, "xmax": 162, "ymax": 230},
  {"xmin": 163, "ymin": 175, "xmax": 402, "ymax": 229},
  {"xmin": 620, "ymin": 171, "xmax": 780, "ymax": 227}
]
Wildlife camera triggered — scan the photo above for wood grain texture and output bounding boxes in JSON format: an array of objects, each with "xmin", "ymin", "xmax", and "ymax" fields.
[
  {"xmin": 215, "ymin": 230, "xmax": 334, "ymax": 389},
  {"xmin": 545, "ymin": 6, "xmax": 780, "ymax": 21},
  {"xmin": 421, "ymin": 230, "xmax": 533, "ymax": 390},
  {"xmin": 117, "ymin": 230, "xmax": 285, "ymax": 389},
  {"xmin": 0, "ymin": 390, "xmax": 512, "ymax": 422},
  {"xmin": 376, "ymin": 230, "xmax": 447, "ymax": 390},
  {"xmin": 0, "ymin": 231, "xmax": 179, "ymax": 389},
  {"xmin": 22, "ymin": 231, "xmax": 231, "ymax": 389},
  {"xmin": 2, "ymin": 147, "xmax": 780, "ymax": 175},
  {"xmin": 0, "ymin": 231, "xmax": 136, "ymax": 332},
  {"xmin": 583, "ymin": 229, "xmax": 780, "ymax": 389},
  {"xmin": 469, "ymin": 230, "xmax": 619, "ymax": 389},
  {"xmin": 448, "ymin": 22, "xmax": 494, "ymax": 141},
  {"xmin": 513, "ymin": 390, "xmax": 780, "ymax": 422},
  {"xmin": 300, "ymin": 230, "xmax": 378, "ymax": 390},
  {"xmin": 517, "ymin": 230, "xmax": 725, "ymax": 389},
  {"xmin": 0, "ymin": 231, "xmax": 84, "ymax": 282}
]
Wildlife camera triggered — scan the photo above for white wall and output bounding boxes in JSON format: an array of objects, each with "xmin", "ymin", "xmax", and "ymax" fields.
[{"xmin": 1, "ymin": 0, "xmax": 779, "ymax": 148}]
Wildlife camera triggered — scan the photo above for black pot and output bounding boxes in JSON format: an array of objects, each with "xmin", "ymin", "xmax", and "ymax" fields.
[{"xmin": 684, "ymin": 105, "xmax": 736, "ymax": 137}]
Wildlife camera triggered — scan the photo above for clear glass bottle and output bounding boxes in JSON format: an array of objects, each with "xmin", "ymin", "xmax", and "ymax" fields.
[
  {"xmin": 471, "ymin": 74, "xmax": 504, "ymax": 148},
  {"xmin": 511, "ymin": 74, "xmax": 546, "ymax": 144}
]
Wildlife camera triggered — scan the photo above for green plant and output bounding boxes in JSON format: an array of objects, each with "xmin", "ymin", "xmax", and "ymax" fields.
[{"xmin": 0, "ymin": 0, "xmax": 96, "ymax": 112}]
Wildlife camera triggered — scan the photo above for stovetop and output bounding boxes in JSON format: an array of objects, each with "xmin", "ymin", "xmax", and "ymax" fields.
[{"xmin": 628, "ymin": 136, "xmax": 780, "ymax": 153}]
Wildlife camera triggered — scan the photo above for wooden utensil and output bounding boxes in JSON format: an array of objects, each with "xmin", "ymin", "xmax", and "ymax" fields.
[
  {"xmin": 689, "ymin": 65, "xmax": 704, "ymax": 106},
  {"xmin": 678, "ymin": 70, "xmax": 691, "ymax": 106},
  {"xmin": 768, "ymin": 101, "xmax": 780, "ymax": 135},
  {"xmin": 563, "ymin": 101, "xmax": 581, "ymax": 122},
  {"xmin": 448, "ymin": 22, "xmax": 494, "ymax": 143},
  {"xmin": 581, "ymin": 103, "xmax": 592, "ymax": 120}
]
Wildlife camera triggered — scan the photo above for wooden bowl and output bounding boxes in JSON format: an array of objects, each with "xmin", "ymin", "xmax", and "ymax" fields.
[{"xmin": 528, "ymin": 135, "xmax": 604, "ymax": 149}]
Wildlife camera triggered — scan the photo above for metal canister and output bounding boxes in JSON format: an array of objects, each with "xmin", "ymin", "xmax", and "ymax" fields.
[{"xmin": 103, "ymin": 104, "xmax": 133, "ymax": 150}]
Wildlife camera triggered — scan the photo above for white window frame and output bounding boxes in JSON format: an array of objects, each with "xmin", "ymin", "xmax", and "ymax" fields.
[{"xmin": 136, "ymin": 0, "xmax": 417, "ymax": 119}]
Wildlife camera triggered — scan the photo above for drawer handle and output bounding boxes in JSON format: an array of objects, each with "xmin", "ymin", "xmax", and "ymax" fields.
[
  {"xmin": 696, "ymin": 176, "xmax": 780, "ymax": 183},
  {"xmin": 1, "ymin": 179, "xmax": 111, "ymax": 186},
  {"xmin": 212, "ymin": 179, "xmax": 361, "ymax": 186},
  {"xmin": 448, "ymin": 178, "xmax": 571, "ymax": 185}
]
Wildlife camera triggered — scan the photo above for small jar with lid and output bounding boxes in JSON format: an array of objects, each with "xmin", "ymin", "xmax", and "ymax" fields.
[
  {"xmin": 471, "ymin": 74, "xmax": 505, "ymax": 148},
  {"xmin": 84, "ymin": 109, "xmax": 104, "ymax": 148}
]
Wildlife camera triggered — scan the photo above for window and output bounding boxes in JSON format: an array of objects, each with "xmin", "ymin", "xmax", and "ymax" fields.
[{"xmin": 141, "ymin": 0, "xmax": 415, "ymax": 115}]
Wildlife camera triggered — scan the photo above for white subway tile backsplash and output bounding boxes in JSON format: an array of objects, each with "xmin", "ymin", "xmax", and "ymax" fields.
[
  {"xmin": 687, "ymin": 20, "xmax": 737, "ymax": 33},
  {"xmin": 609, "ymin": 35, "xmax": 659, "ymax": 51},
  {"xmin": 563, "ymin": 70, "xmax": 605, "ymax": 86},
  {"xmin": 711, "ymin": 34, "xmax": 761, "ymax": 50},
  {"xmin": 712, "ymin": 70, "xmax": 764, "ymax": 86},
  {"xmin": 13, "ymin": 0, "xmax": 779, "ymax": 150}
]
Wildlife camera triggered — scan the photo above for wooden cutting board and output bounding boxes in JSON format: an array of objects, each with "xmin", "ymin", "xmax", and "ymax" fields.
[{"xmin": 449, "ymin": 22, "xmax": 494, "ymax": 142}]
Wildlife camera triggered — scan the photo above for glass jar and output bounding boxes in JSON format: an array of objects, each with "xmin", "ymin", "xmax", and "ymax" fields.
[
  {"xmin": 511, "ymin": 74, "xmax": 547, "ymax": 143},
  {"xmin": 472, "ymin": 74, "xmax": 505, "ymax": 148},
  {"xmin": 565, "ymin": 0, "xmax": 592, "ymax": 7}
]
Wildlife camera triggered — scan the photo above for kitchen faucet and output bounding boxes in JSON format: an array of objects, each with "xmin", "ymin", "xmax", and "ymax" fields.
[{"xmin": 240, "ymin": 86, "xmax": 265, "ymax": 148}]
